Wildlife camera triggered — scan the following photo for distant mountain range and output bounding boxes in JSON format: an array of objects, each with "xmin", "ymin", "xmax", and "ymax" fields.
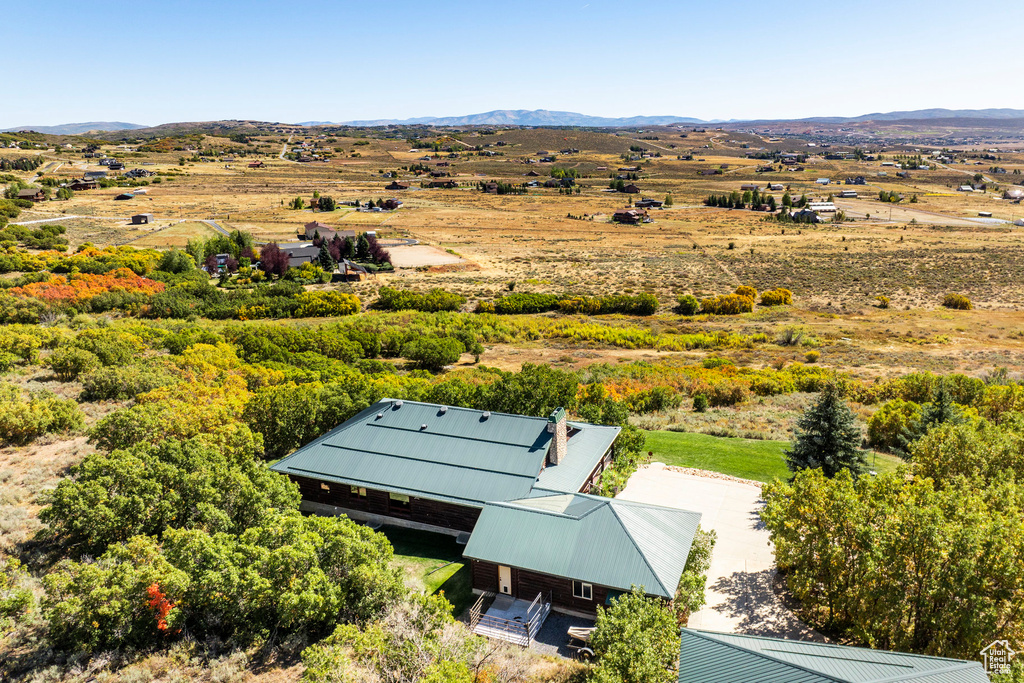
[
  {"xmin": 0, "ymin": 122, "xmax": 148, "ymax": 135},
  {"xmin": 7, "ymin": 108, "xmax": 1024, "ymax": 137},
  {"xmin": 303, "ymin": 109, "xmax": 707, "ymax": 127},
  {"xmin": 302, "ymin": 107, "xmax": 1024, "ymax": 128}
]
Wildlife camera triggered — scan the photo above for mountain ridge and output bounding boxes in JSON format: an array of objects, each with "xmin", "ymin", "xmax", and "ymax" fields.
[
  {"xmin": 302, "ymin": 107, "xmax": 1024, "ymax": 128},
  {"xmin": 1, "ymin": 122, "xmax": 148, "ymax": 135}
]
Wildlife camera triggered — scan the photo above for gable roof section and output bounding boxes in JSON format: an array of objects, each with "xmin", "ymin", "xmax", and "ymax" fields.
[
  {"xmin": 463, "ymin": 492, "xmax": 701, "ymax": 598},
  {"xmin": 678, "ymin": 630, "xmax": 990, "ymax": 683},
  {"xmin": 270, "ymin": 399, "xmax": 616, "ymax": 508}
]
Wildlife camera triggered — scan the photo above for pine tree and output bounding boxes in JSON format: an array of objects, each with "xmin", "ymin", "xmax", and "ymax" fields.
[
  {"xmin": 786, "ymin": 381, "xmax": 867, "ymax": 478},
  {"xmin": 317, "ymin": 244, "xmax": 335, "ymax": 272}
]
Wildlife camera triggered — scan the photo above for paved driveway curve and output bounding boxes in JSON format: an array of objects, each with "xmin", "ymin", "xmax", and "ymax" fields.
[{"xmin": 617, "ymin": 463, "xmax": 822, "ymax": 640}]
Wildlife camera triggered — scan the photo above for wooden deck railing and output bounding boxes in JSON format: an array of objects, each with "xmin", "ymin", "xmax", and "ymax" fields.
[{"xmin": 469, "ymin": 591, "xmax": 551, "ymax": 648}]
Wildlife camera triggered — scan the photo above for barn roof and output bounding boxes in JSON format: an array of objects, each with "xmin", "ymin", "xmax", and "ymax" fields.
[
  {"xmin": 463, "ymin": 492, "xmax": 700, "ymax": 597},
  {"xmin": 269, "ymin": 399, "xmax": 619, "ymax": 508},
  {"xmin": 677, "ymin": 630, "xmax": 990, "ymax": 683}
]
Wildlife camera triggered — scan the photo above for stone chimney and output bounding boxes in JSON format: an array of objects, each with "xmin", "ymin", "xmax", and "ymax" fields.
[{"xmin": 547, "ymin": 407, "xmax": 567, "ymax": 466}]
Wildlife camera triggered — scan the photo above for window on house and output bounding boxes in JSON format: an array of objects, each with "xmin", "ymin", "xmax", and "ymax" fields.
[
  {"xmin": 572, "ymin": 581, "xmax": 593, "ymax": 600},
  {"xmin": 351, "ymin": 486, "xmax": 367, "ymax": 497},
  {"xmin": 389, "ymin": 492, "xmax": 411, "ymax": 508},
  {"xmin": 320, "ymin": 483, "xmax": 330, "ymax": 492}
]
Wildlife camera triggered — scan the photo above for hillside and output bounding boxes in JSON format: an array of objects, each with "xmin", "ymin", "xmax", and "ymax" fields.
[{"xmin": 0, "ymin": 121, "xmax": 147, "ymax": 135}]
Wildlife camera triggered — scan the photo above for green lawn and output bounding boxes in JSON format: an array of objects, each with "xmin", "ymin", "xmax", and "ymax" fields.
[
  {"xmin": 644, "ymin": 430, "xmax": 905, "ymax": 483},
  {"xmin": 381, "ymin": 527, "xmax": 475, "ymax": 616}
]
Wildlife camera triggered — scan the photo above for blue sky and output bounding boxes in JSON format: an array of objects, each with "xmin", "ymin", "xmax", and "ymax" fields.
[{"xmin": 6, "ymin": 0, "xmax": 1024, "ymax": 127}]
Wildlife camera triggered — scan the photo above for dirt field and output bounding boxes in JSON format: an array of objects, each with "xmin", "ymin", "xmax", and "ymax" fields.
[{"xmin": 387, "ymin": 244, "xmax": 466, "ymax": 268}]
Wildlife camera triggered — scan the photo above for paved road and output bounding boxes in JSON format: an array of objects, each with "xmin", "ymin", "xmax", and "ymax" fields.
[
  {"xmin": 618, "ymin": 463, "xmax": 822, "ymax": 640},
  {"xmin": 202, "ymin": 219, "xmax": 230, "ymax": 236},
  {"xmin": 279, "ymin": 135, "xmax": 294, "ymax": 161}
]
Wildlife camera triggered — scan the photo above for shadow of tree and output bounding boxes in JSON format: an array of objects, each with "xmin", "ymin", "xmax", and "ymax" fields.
[{"xmin": 707, "ymin": 568, "xmax": 824, "ymax": 641}]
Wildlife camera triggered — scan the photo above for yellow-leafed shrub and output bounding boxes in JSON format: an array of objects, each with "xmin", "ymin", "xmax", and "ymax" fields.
[
  {"xmin": 941, "ymin": 293, "xmax": 972, "ymax": 310},
  {"xmin": 760, "ymin": 288, "xmax": 793, "ymax": 306}
]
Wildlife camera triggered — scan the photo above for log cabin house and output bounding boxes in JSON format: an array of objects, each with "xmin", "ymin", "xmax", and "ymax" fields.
[{"xmin": 271, "ymin": 399, "xmax": 703, "ymax": 622}]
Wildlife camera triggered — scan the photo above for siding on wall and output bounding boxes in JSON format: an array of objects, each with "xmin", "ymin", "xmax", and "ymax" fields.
[
  {"xmin": 471, "ymin": 560, "xmax": 614, "ymax": 615},
  {"xmin": 290, "ymin": 475, "xmax": 480, "ymax": 532},
  {"xmin": 579, "ymin": 447, "xmax": 613, "ymax": 494}
]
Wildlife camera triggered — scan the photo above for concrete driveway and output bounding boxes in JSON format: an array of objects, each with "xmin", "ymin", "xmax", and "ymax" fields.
[{"xmin": 617, "ymin": 463, "xmax": 820, "ymax": 640}]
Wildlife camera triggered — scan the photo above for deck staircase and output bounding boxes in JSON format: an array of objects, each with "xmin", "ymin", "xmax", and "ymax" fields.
[{"xmin": 469, "ymin": 592, "xmax": 551, "ymax": 647}]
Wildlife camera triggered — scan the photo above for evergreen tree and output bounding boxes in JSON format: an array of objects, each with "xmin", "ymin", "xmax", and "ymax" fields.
[
  {"xmin": 356, "ymin": 234, "xmax": 371, "ymax": 260},
  {"xmin": 318, "ymin": 244, "xmax": 336, "ymax": 272},
  {"xmin": 894, "ymin": 382, "xmax": 965, "ymax": 458},
  {"xmin": 786, "ymin": 381, "xmax": 867, "ymax": 478}
]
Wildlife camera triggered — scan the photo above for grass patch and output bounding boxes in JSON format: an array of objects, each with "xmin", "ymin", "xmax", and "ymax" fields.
[
  {"xmin": 646, "ymin": 430, "xmax": 791, "ymax": 482},
  {"xmin": 645, "ymin": 430, "xmax": 905, "ymax": 483},
  {"xmin": 381, "ymin": 527, "xmax": 475, "ymax": 616}
]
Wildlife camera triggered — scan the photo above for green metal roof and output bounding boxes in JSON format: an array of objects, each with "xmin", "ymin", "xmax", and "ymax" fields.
[
  {"xmin": 678, "ymin": 630, "xmax": 990, "ymax": 683},
  {"xmin": 270, "ymin": 399, "xmax": 617, "ymax": 507},
  {"xmin": 462, "ymin": 491, "xmax": 701, "ymax": 598}
]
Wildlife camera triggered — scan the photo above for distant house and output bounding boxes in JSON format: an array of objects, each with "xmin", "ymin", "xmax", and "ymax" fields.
[
  {"xmin": 483, "ymin": 182, "xmax": 499, "ymax": 194},
  {"xmin": 539, "ymin": 156, "xmax": 556, "ymax": 163},
  {"xmin": 107, "ymin": 161, "xmax": 124, "ymax": 171},
  {"xmin": 114, "ymin": 193, "xmax": 134, "ymax": 201},
  {"xmin": 634, "ymin": 198, "xmax": 663, "ymax": 209},
  {"xmin": 427, "ymin": 179, "xmax": 458, "ymax": 189},
  {"xmin": 768, "ymin": 183, "xmax": 784, "ymax": 191},
  {"xmin": 84, "ymin": 170, "xmax": 107, "ymax": 179},
  {"xmin": 845, "ymin": 176, "xmax": 866, "ymax": 185},
  {"xmin": 740, "ymin": 184, "xmax": 760, "ymax": 192},
  {"xmin": 958, "ymin": 185, "xmax": 974, "ymax": 192},
  {"xmin": 131, "ymin": 213, "xmax": 154, "ymax": 225},
  {"xmin": 808, "ymin": 201, "xmax": 837, "ymax": 213},
  {"xmin": 381, "ymin": 198, "xmax": 403, "ymax": 210},
  {"xmin": 302, "ymin": 221, "xmax": 355, "ymax": 242},
  {"xmin": 248, "ymin": 160, "xmax": 265, "ymax": 169},
  {"xmin": 385, "ymin": 181, "xmax": 410, "ymax": 190},
  {"xmin": 17, "ymin": 188, "xmax": 46, "ymax": 202},
  {"xmin": 815, "ymin": 178, "xmax": 830, "ymax": 185},
  {"xmin": 612, "ymin": 208, "xmax": 648, "ymax": 224},
  {"xmin": 525, "ymin": 170, "xmax": 540, "ymax": 177},
  {"xmin": 429, "ymin": 170, "xmax": 450, "ymax": 178},
  {"xmin": 623, "ymin": 184, "xmax": 641, "ymax": 194},
  {"xmin": 278, "ymin": 243, "xmax": 322, "ymax": 269},
  {"xmin": 978, "ymin": 211, "xmax": 993, "ymax": 218},
  {"xmin": 69, "ymin": 179, "xmax": 98, "ymax": 191},
  {"xmin": 677, "ymin": 629, "xmax": 989, "ymax": 683},
  {"xmin": 790, "ymin": 208, "xmax": 820, "ymax": 222},
  {"xmin": 1003, "ymin": 188, "xmax": 1024, "ymax": 200},
  {"xmin": 839, "ymin": 189, "xmax": 858, "ymax": 198}
]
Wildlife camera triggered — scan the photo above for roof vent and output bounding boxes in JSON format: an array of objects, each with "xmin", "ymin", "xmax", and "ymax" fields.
[
  {"xmin": 439, "ymin": 406, "xmax": 448, "ymax": 414},
  {"xmin": 376, "ymin": 412, "xmax": 383, "ymax": 419},
  {"xmin": 482, "ymin": 411, "xmax": 491, "ymax": 419},
  {"xmin": 421, "ymin": 423, "xmax": 428, "ymax": 430},
  {"xmin": 394, "ymin": 400, "xmax": 403, "ymax": 409}
]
